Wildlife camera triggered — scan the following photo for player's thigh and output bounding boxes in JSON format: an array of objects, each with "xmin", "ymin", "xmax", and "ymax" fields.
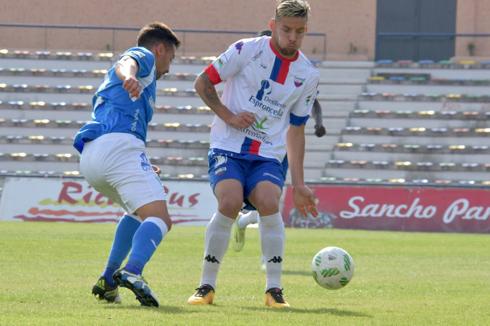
[
  {"xmin": 208, "ymin": 151, "xmax": 246, "ymax": 217},
  {"xmin": 245, "ymin": 160, "xmax": 285, "ymax": 215},
  {"xmin": 214, "ymin": 179, "xmax": 244, "ymax": 218},
  {"xmin": 79, "ymin": 137, "xmax": 131, "ymax": 212},
  {"xmin": 248, "ymin": 181, "xmax": 282, "ymax": 216},
  {"xmin": 107, "ymin": 148, "xmax": 166, "ymax": 216}
]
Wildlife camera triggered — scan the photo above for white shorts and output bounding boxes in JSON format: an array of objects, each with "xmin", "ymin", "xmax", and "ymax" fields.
[{"xmin": 79, "ymin": 133, "xmax": 166, "ymax": 214}]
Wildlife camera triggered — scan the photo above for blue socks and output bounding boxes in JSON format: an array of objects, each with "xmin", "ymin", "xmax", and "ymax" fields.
[
  {"xmin": 102, "ymin": 215, "xmax": 141, "ymax": 287},
  {"xmin": 124, "ymin": 217, "xmax": 168, "ymax": 276}
]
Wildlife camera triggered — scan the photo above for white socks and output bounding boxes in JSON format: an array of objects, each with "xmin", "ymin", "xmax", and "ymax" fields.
[
  {"xmin": 237, "ymin": 210, "xmax": 259, "ymax": 228},
  {"xmin": 259, "ymin": 212, "xmax": 285, "ymax": 290},
  {"xmin": 200, "ymin": 212, "xmax": 234, "ymax": 289}
]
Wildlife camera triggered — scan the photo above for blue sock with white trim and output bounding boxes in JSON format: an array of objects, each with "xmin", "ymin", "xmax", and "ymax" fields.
[
  {"xmin": 124, "ymin": 217, "xmax": 168, "ymax": 275},
  {"xmin": 102, "ymin": 214, "xmax": 141, "ymax": 287}
]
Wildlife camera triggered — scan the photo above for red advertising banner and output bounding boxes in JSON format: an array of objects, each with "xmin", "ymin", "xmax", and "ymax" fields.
[{"xmin": 282, "ymin": 185, "xmax": 490, "ymax": 233}]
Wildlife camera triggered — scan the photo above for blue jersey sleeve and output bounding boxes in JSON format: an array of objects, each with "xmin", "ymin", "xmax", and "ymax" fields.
[{"xmin": 123, "ymin": 47, "xmax": 155, "ymax": 78}]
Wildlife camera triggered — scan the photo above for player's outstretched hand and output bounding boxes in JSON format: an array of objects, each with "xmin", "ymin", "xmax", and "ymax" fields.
[
  {"xmin": 314, "ymin": 125, "xmax": 326, "ymax": 137},
  {"xmin": 123, "ymin": 77, "xmax": 142, "ymax": 100},
  {"xmin": 152, "ymin": 164, "xmax": 161, "ymax": 176},
  {"xmin": 228, "ymin": 112, "xmax": 255, "ymax": 129},
  {"xmin": 293, "ymin": 185, "xmax": 318, "ymax": 217}
]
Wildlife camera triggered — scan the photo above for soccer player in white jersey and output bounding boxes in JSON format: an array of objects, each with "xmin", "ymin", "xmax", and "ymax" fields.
[
  {"xmin": 232, "ymin": 28, "xmax": 325, "ymax": 252},
  {"xmin": 73, "ymin": 22, "xmax": 180, "ymax": 307},
  {"xmin": 187, "ymin": 0, "xmax": 319, "ymax": 308}
]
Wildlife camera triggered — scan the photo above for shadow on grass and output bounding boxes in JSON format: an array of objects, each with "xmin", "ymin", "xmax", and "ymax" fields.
[
  {"xmin": 243, "ymin": 306, "xmax": 371, "ymax": 317},
  {"xmin": 104, "ymin": 304, "xmax": 191, "ymax": 314},
  {"xmin": 282, "ymin": 270, "xmax": 311, "ymax": 277}
]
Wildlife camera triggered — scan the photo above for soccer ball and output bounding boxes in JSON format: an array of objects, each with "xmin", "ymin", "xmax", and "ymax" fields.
[{"xmin": 311, "ymin": 246, "xmax": 355, "ymax": 290}]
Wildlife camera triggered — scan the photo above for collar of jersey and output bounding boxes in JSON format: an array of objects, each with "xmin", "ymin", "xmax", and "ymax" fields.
[{"xmin": 269, "ymin": 39, "xmax": 299, "ymax": 62}]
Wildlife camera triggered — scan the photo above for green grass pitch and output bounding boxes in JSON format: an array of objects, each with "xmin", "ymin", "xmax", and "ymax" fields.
[{"xmin": 1, "ymin": 221, "xmax": 489, "ymax": 325}]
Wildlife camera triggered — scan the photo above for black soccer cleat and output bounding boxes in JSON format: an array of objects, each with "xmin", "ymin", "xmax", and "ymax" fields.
[
  {"xmin": 113, "ymin": 269, "xmax": 159, "ymax": 307},
  {"xmin": 92, "ymin": 276, "xmax": 121, "ymax": 303}
]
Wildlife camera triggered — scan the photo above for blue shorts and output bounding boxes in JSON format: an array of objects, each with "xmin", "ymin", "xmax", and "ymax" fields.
[{"xmin": 208, "ymin": 149, "xmax": 288, "ymax": 210}]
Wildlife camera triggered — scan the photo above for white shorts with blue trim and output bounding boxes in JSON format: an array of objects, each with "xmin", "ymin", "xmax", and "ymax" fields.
[{"xmin": 79, "ymin": 133, "xmax": 166, "ymax": 214}]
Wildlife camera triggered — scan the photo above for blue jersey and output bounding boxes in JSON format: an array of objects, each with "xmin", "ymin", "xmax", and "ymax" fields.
[{"xmin": 73, "ymin": 47, "xmax": 157, "ymax": 153}]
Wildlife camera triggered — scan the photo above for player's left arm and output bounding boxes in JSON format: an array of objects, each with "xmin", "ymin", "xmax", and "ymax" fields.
[
  {"xmin": 287, "ymin": 124, "xmax": 318, "ymax": 217},
  {"xmin": 287, "ymin": 69, "xmax": 320, "ymax": 217},
  {"xmin": 312, "ymin": 99, "xmax": 326, "ymax": 137}
]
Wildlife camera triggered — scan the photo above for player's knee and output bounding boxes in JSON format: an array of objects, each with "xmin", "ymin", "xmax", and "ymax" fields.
[
  {"xmin": 253, "ymin": 197, "xmax": 280, "ymax": 216},
  {"xmin": 218, "ymin": 196, "xmax": 242, "ymax": 218}
]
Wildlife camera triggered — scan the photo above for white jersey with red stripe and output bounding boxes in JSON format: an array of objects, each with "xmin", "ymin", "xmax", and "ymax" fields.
[{"xmin": 204, "ymin": 36, "xmax": 320, "ymax": 162}]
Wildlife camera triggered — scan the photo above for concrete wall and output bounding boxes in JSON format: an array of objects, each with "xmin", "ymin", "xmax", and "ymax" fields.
[
  {"xmin": 0, "ymin": 0, "xmax": 376, "ymax": 60},
  {"xmin": 456, "ymin": 0, "xmax": 490, "ymax": 59},
  {"xmin": 0, "ymin": 0, "xmax": 488, "ymax": 60}
]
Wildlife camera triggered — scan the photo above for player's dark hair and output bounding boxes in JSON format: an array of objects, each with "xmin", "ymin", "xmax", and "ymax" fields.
[
  {"xmin": 257, "ymin": 29, "xmax": 272, "ymax": 37},
  {"xmin": 137, "ymin": 22, "xmax": 181, "ymax": 49}
]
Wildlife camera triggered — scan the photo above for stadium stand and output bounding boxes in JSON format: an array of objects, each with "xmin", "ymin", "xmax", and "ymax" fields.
[{"xmin": 0, "ymin": 50, "xmax": 489, "ymax": 185}]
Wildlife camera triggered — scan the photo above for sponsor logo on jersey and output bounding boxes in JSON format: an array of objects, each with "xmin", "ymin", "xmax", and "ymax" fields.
[
  {"xmin": 253, "ymin": 116, "xmax": 269, "ymax": 131},
  {"xmin": 240, "ymin": 127, "xmax": 273, "ymax": 146},
  {"xmin": 248, "ymin": 80, "xmax": 286, "ymax": 119},
  {"xmin": 256, "ymin": 80, "xmax": 271, "ymax": 100}
]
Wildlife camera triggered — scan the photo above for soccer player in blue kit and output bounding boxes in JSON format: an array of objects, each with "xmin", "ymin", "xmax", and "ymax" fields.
[
  {"xmin": 73, "ymin": 22, "xmax": 180, "ymax": 307},
  {"xmin": 187, "ymin": 0, "xmax": 319, "ymax": 308}
]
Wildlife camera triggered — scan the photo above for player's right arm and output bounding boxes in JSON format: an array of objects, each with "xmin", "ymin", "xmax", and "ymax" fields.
[
  {"xmin": 194, "ymin": 73, "xmax": 254, "ymax": 129},
  {"xmin": 115, "ymin": 56, "xmax": 141, "ymax": 99},
  {"xmin": 195, "ymin": 38, "xmax": 260, "ymax": 129}
]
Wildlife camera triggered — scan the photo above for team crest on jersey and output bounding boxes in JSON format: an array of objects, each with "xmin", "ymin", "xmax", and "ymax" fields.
[
  {"xmin": 294, "ymin": 76, "xmax": 305, "ymax": 87},
  {"xmin": 235, "ymin": 41, "xmax": 244, "ymax": 54}
]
